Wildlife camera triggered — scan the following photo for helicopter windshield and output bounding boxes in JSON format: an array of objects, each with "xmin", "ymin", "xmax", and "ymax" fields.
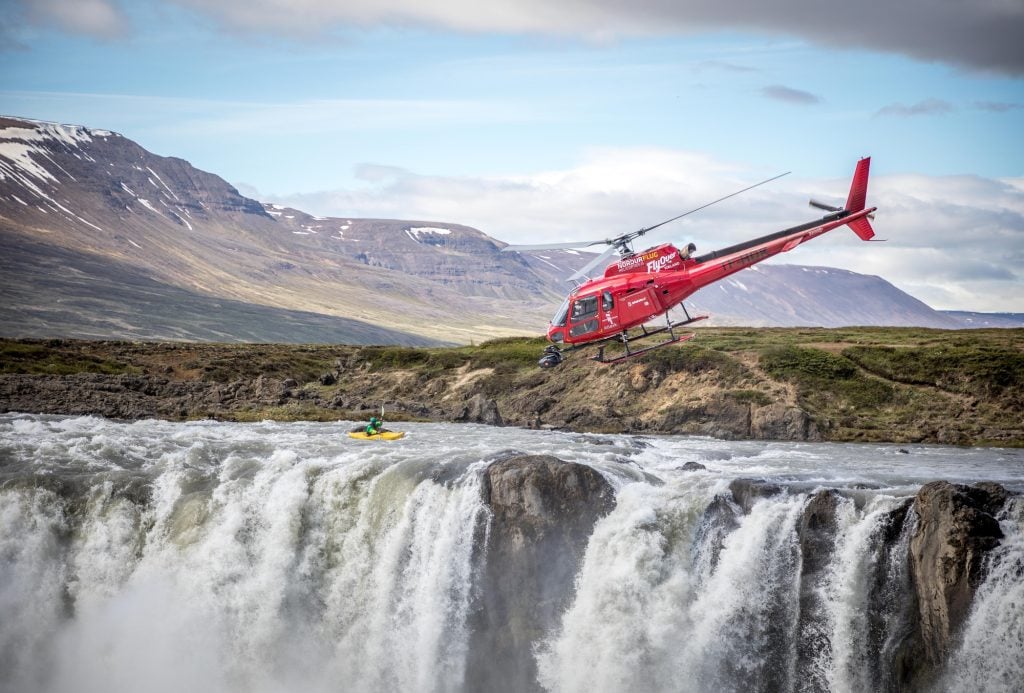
[{"xmin": 551, "ymin": 298, "xmax": 570, "ymax": 327}]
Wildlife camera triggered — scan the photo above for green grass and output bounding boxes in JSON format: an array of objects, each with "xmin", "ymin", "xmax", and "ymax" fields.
[
  {"xmin": 643, "ymin": 344, "xmax": 749, "ymax": 383},
  {"xmin": 460, "ymin": 336, "xmax": 549, "ymax": 369},
  {"xmin": 693, "ymin": 326, "xmax": 1023, "ymax": 353},
  {"xmin": 760, "ymin": 345, "xmax": 895, "ymax": 410},
  {"xmin": 361, "ymin": 337, "xmax": 548, "ymax": 373},
  {"xmin": 362, "ymin": 346, "xmax": 434, "ymax": 372},
  {"xmin": 843, "ymin": 345, "xmax": 1024, "ymax": 401},
  {"xmin": 0, "ymin": 341, "xmax": 135, "ymax": 376},
  {"xmin": 726, "ymin": 389, "xmax": 774, "ymax": 407}
]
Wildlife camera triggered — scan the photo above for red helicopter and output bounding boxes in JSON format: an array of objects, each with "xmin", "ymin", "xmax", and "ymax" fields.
[{"xmin": 502, "ymin": 157, "xmax": 877, "ymax": 367}]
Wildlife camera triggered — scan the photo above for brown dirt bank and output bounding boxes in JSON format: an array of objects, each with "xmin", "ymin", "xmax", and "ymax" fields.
[{"xmin": 1, "ymin": 327, "xmax": 1021, "ymax": 446}]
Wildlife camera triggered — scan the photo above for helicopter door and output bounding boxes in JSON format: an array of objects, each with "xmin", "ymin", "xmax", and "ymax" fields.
[
  {"xmin": 600, "ymin": 290, "xmax": 619, "ymax": 330},
  {"xmin": 568, "ymin": 294, "xmax": 600, "ymax": 338}
]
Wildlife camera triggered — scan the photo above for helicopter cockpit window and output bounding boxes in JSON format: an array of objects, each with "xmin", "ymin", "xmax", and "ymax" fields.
[
  {"xmin": 568, "ymin": 295, "xmax": 599, "ymax": 338},
  {"xmin": 551, "ymin": 298, "xmax": 570, "ymax": 327},
  {"xmin": 571, "ymin": 295, "xmax": 598, "ymax": 321},
  {"xmin": 602, "ymin": 290, "xmax": 614, "ymax": 311}
]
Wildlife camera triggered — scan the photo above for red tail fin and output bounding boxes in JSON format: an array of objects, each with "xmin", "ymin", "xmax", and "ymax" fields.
[
  {"xmin": 845, "ymin": 157, "xmax": 870, "ymax": 213},
  {"xmin": 845, "ymin": 157, "xmax": 874, "ymax": 240}
]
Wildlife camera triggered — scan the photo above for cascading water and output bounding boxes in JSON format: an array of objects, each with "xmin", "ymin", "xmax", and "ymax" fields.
[
  {"xmin": 1, "ymin": 416, "xmax": 489, "ymax": 693},
  {"xmin": 1, "ymin": 414, "xmax": 1021, "ymax": 693}
]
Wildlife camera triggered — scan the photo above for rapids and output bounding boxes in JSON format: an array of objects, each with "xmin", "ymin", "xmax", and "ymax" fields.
[{"xmin": 1, "ymin": 414, "xmax": 1021, "ymax": 693}]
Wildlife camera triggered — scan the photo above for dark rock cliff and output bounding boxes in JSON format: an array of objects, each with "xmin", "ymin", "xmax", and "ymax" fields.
[
  {"xmin": 467, "ymin": 454, "xmax": 615, "ymax": 693},
  {"xmin": 906, "ymin": 481, "xmax": 1008, "ymax": 683}
]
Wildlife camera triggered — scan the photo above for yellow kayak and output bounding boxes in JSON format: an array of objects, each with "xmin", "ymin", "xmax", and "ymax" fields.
[{"xmin": 348, "ymin": 430, "xmax": 406, "ymax": 441}]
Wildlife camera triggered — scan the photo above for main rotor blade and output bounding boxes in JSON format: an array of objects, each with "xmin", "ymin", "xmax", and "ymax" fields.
[
  {"xmin": 501, "ymin": 240, "xmax": 606, "ymax": 252},
  {"xmin": 568, "ymin": 245, "xmax": 618, "ymax": 282},
  {"xmin": 503, "ymin": 169, "xmax": 789, "ymax": 260},
  {"xmin": 635, "ymin": 170, "xmax": 791, "ymax": 237}
]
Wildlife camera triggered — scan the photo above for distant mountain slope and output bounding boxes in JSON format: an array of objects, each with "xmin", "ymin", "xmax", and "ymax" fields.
[
  {"xmin": 0, "ymin": 234, "xmax": 441, "ymax": 344},
  {"xmin": 0, "ymin": 116, "xmax": 583, "ymax": 343},
  {"xmin": 261, "ymin": 203, "xmax": 585, "ymax": 300},
  {"xmin": 685, "ymin": 264, "xmax": 964, "ymax": 328},
  {"xmin": 940, "ymin": 311, "xmax": 1024, "ymax": 328}
]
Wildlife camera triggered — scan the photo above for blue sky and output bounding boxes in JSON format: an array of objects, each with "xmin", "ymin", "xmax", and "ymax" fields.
[{"xmin": 2, "ymin": 0, "xmax": 1023, "ymax": 311}]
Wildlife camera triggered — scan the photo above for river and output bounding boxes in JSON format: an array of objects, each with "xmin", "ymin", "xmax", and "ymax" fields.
[{"xmin": 1, "ymin": 414, "xmax": 1021, "ymax": 693}]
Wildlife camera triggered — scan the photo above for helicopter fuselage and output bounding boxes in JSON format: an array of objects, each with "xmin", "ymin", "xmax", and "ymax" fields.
[{"xmin": 547, "ymin": 204, "xmax": 876, "ymax": 347}]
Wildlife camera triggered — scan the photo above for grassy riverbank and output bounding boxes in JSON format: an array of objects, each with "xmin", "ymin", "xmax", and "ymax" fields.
[{"xmin": 2, "ymin": 327, "xmax": 1021, "ymax": 445}]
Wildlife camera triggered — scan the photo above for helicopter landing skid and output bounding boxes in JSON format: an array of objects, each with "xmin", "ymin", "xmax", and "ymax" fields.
[
  {"xmin": 591, "ymin": 333, "xmax": 696, "ymax": 364},
  {"xmin": 590, "ymin": 312, "xmax": 708, "ymax": 364}
]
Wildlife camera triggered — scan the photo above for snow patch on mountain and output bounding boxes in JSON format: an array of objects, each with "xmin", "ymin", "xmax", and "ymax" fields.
[
  {"xmin": 0, "ymin": 119, "xmax": 108, "ymax": 231},
  {"xmin": 147, "ymin": 166, "xmax": 179, "ymax": 201},
  {"xmin": 405, "ymin": 226, "xmax": 453, "ymax": 244}
]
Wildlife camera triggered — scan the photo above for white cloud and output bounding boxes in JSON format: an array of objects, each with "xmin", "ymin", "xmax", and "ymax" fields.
[
  {"xmin": 162, "ymin": 0, "xmax": 1024, "ymax": 74},
  {"xmin": 875, "ymin": 98, "xmax": 956, "ymax": 118},
  {"xmin": 12, "ymin": 0, "xmax": 129, "ymax": 39},
  {"xmin": 268, "ymin": 148, "xmax": 1024, "ymax": 312},
  {"xmin": 761, "ymin": 84, "xmax": 822, "ymax": 105},
  {"xmin": 9, "ymin": 0, "xmax": 1021, "ymax": 73}
]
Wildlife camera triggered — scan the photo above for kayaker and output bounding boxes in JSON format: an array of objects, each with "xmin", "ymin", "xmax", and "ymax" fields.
[{"xmin": 365, "ymin": 416, "xmax": 383, "ymax": 436}]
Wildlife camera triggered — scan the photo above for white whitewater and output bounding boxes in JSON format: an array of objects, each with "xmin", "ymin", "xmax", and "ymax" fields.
[{"xmin": 1, "ymin": 414, "xmax": 1022, "ymax": 693}]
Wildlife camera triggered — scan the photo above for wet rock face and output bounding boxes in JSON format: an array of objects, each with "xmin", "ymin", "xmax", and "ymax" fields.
[
  {"xmin": 455, "ymin": 392, "xmax": 503, "ymax": 426},
  {"xmin": 657, "ymin": 398, "xmax": 820, "ymax": 442},
  {"xmin": 728, "ymin": 478, "xmax": 785, "ymax": 514},
  {"xmin": 909, "ymin": 481, "xmax": 1007, "ymax": 668},
  {"xmin": 794, "ymin": 490, "xmax": 842, "ymax": 689},
  {"xmin": 798, "ymin": 489, "xmax": 841, "ymax": 576},
  {"xmin": 751, "ymin": 403, "xmax": 820, "ymax": 441},
  {"xmin": 467, "ymin": 455, "xmax": 615, "ymax": 693}
]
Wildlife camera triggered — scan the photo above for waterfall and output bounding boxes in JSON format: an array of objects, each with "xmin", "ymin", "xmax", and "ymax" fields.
[
  {"xmin": 0, "ymin": 418, "xmax": 489, "ymax": 693},
  {"xmin": 536, "ymin": 486, "xmax": 812, "ymax": 693},
  {"xmin": 2, "ymin": 414, "xmax": 1022, "ymax": 693},
  {"xmin": 538, "ymin": 481, "xmax": 1017, "ymax": 693}
]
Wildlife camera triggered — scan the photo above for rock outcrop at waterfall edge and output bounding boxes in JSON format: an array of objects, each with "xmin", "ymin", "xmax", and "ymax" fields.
[
  {"xmin": 701, "ymin": 478, "xmax": 1013, "ymax": 693},
  {"xmin": 906, "ymin": 481, "xmax": 1009, "ymax": 686},
  {"xmin": 467, "ymin": 454, "xmax": 615, "ymax": 693}
]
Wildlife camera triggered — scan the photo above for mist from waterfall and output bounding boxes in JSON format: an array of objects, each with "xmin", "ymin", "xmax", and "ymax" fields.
[{"xmin": 1, "ymin": 414, "xmax": 1021, "ymax": 693}]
